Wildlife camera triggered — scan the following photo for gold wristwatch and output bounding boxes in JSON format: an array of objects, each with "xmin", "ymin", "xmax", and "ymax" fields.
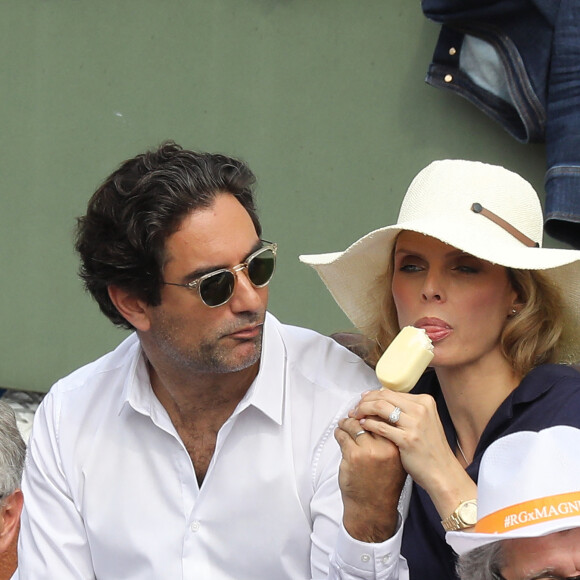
[{"xmin": 441, "ymin": 499, "xmax": 477, "ymax": 531}]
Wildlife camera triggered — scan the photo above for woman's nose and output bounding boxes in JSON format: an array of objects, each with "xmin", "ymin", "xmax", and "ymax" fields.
[{"xmin": 421, "ymin": 271, "xmax": 445, "ymax": 302}]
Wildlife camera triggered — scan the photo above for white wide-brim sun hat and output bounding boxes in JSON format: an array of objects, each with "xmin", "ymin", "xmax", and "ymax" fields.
[
  {"xmin": 446, "ymin": 425, "xmax": 580, "ymax": 555},
  {"xmin": 300, "ymin": 160, "xmax": 580, "ymax": 363}
]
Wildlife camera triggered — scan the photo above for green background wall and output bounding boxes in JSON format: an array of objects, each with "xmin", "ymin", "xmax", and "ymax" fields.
[{"xmin": 2, "ymin": 1, "xmax": 552, "ymax": 392}]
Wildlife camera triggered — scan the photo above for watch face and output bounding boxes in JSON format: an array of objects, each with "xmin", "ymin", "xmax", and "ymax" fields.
[{"xmin": 458, "ymin": 501, "xmax": 478, "ymax": 526}]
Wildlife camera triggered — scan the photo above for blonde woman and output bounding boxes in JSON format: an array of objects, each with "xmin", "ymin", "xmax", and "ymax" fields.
[{"xmin": 301, "ymin": 160, "xmax": 580, "ymax": 580}]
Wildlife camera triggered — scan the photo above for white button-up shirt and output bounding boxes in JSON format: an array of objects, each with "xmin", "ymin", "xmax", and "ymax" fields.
[{"xmin": 17, "ymin": 313, "xmax": 405, "ymax": 579}]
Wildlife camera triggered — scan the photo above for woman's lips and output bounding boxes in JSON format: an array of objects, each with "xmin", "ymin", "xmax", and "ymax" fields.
[{"xmin": 414, "ymin": 318, "xmax": 452, "ymax": 342}]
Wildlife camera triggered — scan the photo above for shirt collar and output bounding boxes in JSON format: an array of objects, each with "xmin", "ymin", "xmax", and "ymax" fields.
[
  {"xmin": 229, "ymin": 312, "xmax": 285, "ymax": 425},
  {"xmin": 119, "ymin": 337, "xmax": 156, "ymax": 417},
  {"xmin": 119, "ymin": 312, "xmax": 286, "ymax": 426},
  {"xmin": 509, "ymin": 364, "xmax": 561, "ymax": 405}
]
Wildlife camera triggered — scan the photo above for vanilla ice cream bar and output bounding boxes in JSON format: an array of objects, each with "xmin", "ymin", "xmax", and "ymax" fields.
[{"xmin": 375, "ymin": 326, "xmax": 434, "ymax": 392}]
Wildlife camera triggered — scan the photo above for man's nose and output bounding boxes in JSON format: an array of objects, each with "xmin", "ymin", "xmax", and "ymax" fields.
[{"xmin": 229, "ymin": 268, "xmax": 265, "ymax": 312}]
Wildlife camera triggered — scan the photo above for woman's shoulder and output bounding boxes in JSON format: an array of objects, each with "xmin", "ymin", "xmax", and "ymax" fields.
[
  {"xmin": 517, "ymin": 364, "xmax": 580, "ymax": 402},
  {"xmin": 525, "ymin": 363, "xmax": 580, "ymax": 385},
  {"xmin": 496, "ymin": 364, "xmax": 580, "ymax": 434},
  {"xmin": 510, "ymin": 364, "xmax": 580, "ymax": 429}
]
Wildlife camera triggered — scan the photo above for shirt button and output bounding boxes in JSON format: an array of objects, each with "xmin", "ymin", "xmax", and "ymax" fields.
[
  {"xmin": 444, "ymin": 74, "xmax": 453, "ymax": 83},
  {"xmin": 382, "ymin": 554, "xmax": 392, "ymax": 564},
  {"xmin": 361, "ymin": 554, "xmax": 371, "ymax": 563},
  {"xmin": 191, "ymin": 520, "xmax": 200, "ymax": 532},
  {"xmin": 449, "ymin": 47, "xmax": 457, "ymax": 56}
]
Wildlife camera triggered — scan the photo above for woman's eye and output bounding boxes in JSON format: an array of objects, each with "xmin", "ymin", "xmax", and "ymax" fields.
[
  {"xmin": 454, "ymin": 265, "xmax": 479, "ymax": 274},
  {"xmin": 399, "ymin": 263, "xmax": 423, "ymax": 272}
]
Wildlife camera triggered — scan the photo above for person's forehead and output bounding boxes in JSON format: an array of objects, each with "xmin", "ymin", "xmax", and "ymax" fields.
[
  {"xmin": 166, "ymin": 195, "xmax": 259, "ymax": 266},
  {"xmin": 501, "ymin": 528, "xmax": 580, "ymax": 578},
  {"xmin": 395, "ymin": 231, "xmax": 461, "ymax": 253}
]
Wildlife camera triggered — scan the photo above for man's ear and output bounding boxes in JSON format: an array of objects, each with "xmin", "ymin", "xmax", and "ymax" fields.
[
  {"xmin": 108, "ymin": 286, "xmax": 152, "ymax": 332},
  {"xmin": 0, "ymin": 489, "xmax": 23, "ymax": 555}
]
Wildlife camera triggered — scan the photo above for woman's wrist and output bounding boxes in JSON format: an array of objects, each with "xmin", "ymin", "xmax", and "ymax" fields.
[{"xmin": 421, "ymin": 456, "xmax": 477, "ymax": 519}]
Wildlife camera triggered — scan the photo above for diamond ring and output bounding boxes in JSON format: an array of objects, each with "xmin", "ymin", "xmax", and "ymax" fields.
[{"xmin": 388, "ymin": 406, "xmax": 402, "ymax": 425}]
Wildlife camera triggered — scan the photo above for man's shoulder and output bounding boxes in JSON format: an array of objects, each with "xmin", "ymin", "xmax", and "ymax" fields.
[
  {"xmin": 270, "ymin": 316, "xmax": 380, "ymax": 395},
  {"xmin": 31, "ymin": 334, "xmax": 141, "ymax": 453},
  {"xmin": 274, "ymin": 316, "xmax": 368, "ymax": 364},
  {"xmin": 52, "ymin": 332, "xmax": 140, "ymax": 396}
]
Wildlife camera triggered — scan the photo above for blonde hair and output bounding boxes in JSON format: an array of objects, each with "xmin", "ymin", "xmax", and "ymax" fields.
[
  {"xmin": 367, "ymin": 252, "xmax": 398, "ymax": 368},
  {"xmin": 502, "ymin": 269, "xmax": 565, "ymax": 376},
  {"xmin": 366, "ymin": 245, "xmax": 566, "ymax": 376}
]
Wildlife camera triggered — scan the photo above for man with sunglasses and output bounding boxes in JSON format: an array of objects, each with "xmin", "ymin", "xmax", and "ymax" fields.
[
  {"xmin": 448, "ymin": 426, "xmax": 580, "ymax": 580},
  {"xmin": 16, "ymin": 142, "xmax": 405, "ymax": 579}
]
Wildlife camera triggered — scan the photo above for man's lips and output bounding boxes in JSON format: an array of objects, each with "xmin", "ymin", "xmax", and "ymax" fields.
[
  {"xmin": 225, "ymin": 323, "xmax": 263, "ymax": 340},
  {"xmin": 414, "ymin": 318, "xmax": 452, "ymax": 342}
]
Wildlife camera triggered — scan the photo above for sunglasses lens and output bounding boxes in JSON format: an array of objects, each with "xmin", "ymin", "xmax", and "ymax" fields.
[
  {"xmin": 248, "ymin": 248, "xmax": 276, "ymax": 287},
  {"xmin": 196, "ymin": 246, "xmax": 276, "ymax": 307},
  {"xmin": 199, "ymin": 271, "xmax": 235, "ymax": 307}
]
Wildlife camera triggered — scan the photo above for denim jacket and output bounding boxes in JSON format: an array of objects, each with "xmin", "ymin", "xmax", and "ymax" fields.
[{"xmin": 422, "ymin": 0, "xmax": 580, "ymax": 248}]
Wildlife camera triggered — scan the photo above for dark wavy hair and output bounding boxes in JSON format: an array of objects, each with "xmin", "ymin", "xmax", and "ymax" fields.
[{"xmin": 75, "ymin": 141, "xmax": 261, "ymax": 329}]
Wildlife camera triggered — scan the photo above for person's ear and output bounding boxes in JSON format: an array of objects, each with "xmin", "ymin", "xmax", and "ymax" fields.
[
  {"xmin": 108, "ymin": 286, "xmax": 152, "ymax": 332},
  {"xmin": 0, "ymin": 490, "xmax": 23, "ymax": 555}
]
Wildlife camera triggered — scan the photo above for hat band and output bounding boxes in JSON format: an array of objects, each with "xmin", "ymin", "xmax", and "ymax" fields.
[
  {"xmin": 475, "ymin": 491, "xmax": 580, "ymax": 534},
  {"xmin": 471, "ymin": 203, "xmax": 540, "ymax": 248}
]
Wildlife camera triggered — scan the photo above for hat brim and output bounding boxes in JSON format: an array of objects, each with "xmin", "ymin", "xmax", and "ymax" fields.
[
  {"xmin": 446, "ymin": 516, "xmax": 580, "ymax": 555},
  {"xmin": 300, "ymin": 219, "xmax": 580, "ymax": 362}
]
